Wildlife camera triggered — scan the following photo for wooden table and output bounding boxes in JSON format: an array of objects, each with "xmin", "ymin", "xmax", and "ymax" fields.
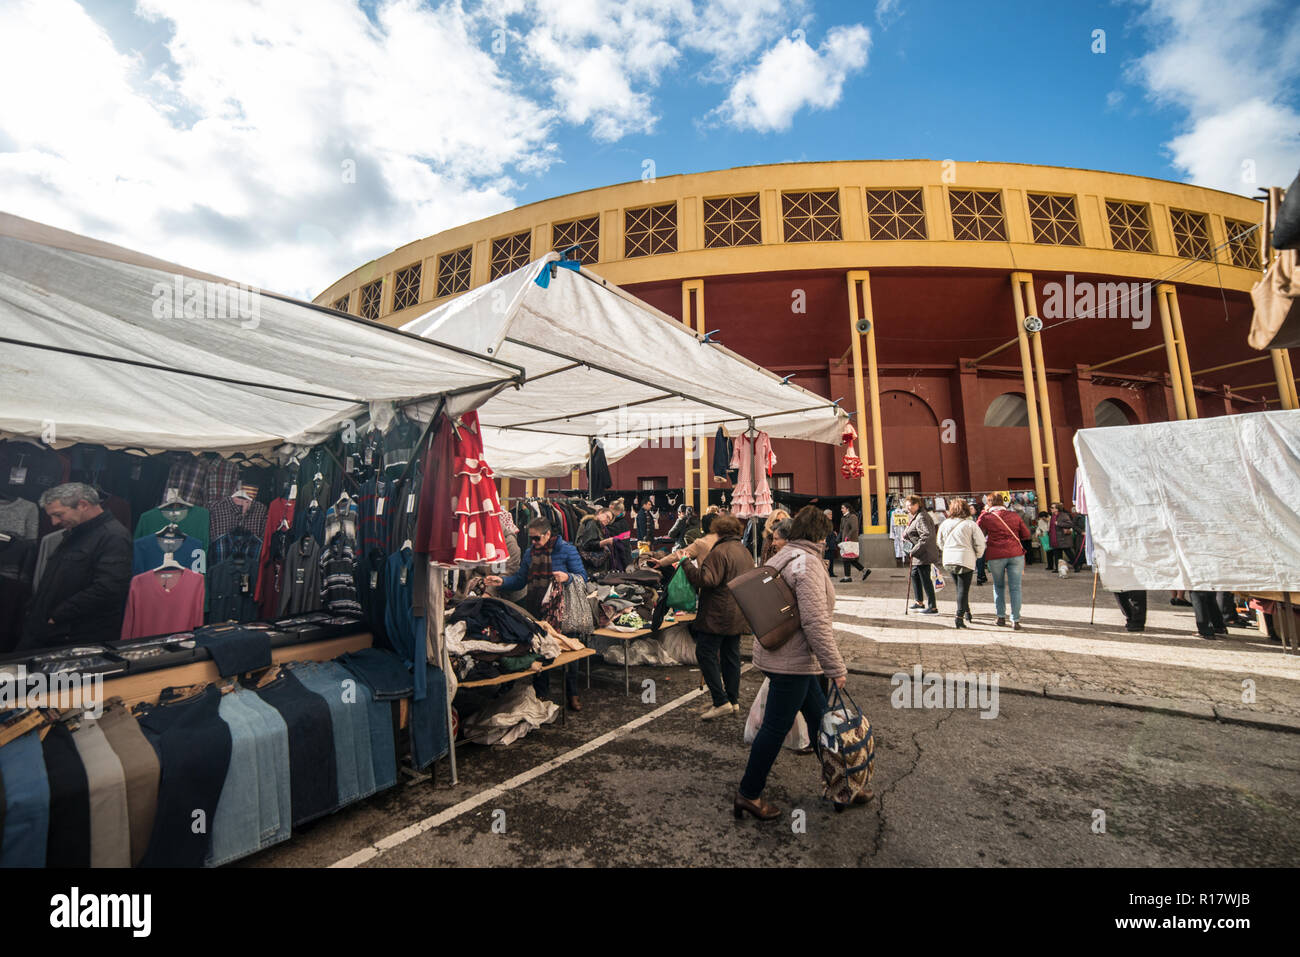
[
  {"xmin": 593, "ymin": 611, "xmax": 695, "ymax": 694},
  {"xmin": 1243, "ymin": 592, "xmax": 1299, "ymax": 654},
  {"xmin": 457, "ymin": 647, "xmax": 598, "ymax": 725}
]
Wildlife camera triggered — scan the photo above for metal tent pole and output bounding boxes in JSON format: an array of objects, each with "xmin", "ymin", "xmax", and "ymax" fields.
[
  {"xmin": 748, "ymin": 417, "xmax": 760, "ymax": 561},
  {"xmin": 429, "ymin": 562, "xmax": 458, "ymax": 787}
]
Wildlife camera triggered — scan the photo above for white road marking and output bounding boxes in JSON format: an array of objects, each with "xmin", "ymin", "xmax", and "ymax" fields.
[
  {"xmin": 330, "ymin": 664, "xmax": 754, "ymax": 867},
  {"xmin": 833, "ymin": 616, "xmax": 1300, "ymax": 680}
]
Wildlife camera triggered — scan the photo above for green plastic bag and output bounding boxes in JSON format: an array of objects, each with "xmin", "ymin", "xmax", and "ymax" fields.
[{"xmin": 666, "ymin": 562, "xmax": 698, "ymax": 612}]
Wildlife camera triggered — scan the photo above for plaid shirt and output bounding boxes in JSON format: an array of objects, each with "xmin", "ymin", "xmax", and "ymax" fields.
[
  {"xmin": 204, "ymin": 457, "xmax": 242, "ymax": 508},
  {"xmin": 209, "ymin": 526, "xmax": 263, "ymax": 568},
  {"xmin": 209, "ymin": 496, "xmax": 268, "ymax": 543},
  {"xmin": 163, "ymin": 452, "xmax": 206, "ymax": 507}
]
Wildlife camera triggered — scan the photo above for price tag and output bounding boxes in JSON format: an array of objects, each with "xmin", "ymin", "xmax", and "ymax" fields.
[
  {"xmin": 406, "ymin": 493, "xmax": 414, "ymax": 513},
  {"xmin": 295, "ymin": 568, "xmax": 305, "ymax": 585},
  {"xmin": 400, "ymin": 567, "xmax": 408, "ymax": 586},
  {"xmin": 345, "ymin": 455, "xmax": 355, "ymax": 475},
  {"xmin": 8, "ymin": 467, "xmax": 26, "ymax": 485},
  {"xmin": 369, "ymin": 571, "xmax": 378, "ymax": 590},
  {"xmin": 376, "ymin": 497, "xmax": 386, "ymax": 516},
  {"xmin": 240, "ymin": 574, "xmax": 250, "ymax": 594},
  {"xmin": 289, "ymin": 483, "xmax": 298, "ymax": 500}
]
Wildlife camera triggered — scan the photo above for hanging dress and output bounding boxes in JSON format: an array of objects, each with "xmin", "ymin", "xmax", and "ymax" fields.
[
  {"xmin": 729, "ymin": 432, "xmax": 776, "ymax": 519},
  {"xmin": 451, "ymin": 411, "xmax": 509, "ymax": 566}
]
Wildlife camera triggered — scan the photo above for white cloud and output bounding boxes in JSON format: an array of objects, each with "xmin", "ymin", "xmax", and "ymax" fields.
[
  {"xmin": 1129, "ymin": 0, "xmax": 1300, "ymax": 194},
  {"xmin": 713, "ymin": 24, "xmax": 872, "ymax": 133},
  {"xmin": 0, "ymin": 0, "xmax": 557, "ymax": 298},
  {"xmin": 875, "ymin": 0, "xmax": 903, "ymax": 28}
]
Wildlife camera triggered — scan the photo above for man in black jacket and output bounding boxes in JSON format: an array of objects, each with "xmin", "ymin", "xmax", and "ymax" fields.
[
  {"xmin": 635, "ymin": 498, "xmax": 656, "ymax": 542},
  {"xmin": 20, "ymin": 482, "xmax": 133, "ymax": 649}
]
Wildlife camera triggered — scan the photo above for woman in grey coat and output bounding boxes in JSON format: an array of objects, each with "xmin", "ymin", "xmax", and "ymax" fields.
[
  {"xmin": 902, "ymin": 494, "xmax": 940, "ymax": 614},
  {"xmin": 735, "ymin": 506, "xmax": 847, "ymax": 821}
]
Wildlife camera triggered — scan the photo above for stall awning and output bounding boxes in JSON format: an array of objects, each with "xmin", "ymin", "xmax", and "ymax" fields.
[
  {"xmin": 1075, "ymin": 410, "xmax": 1300, "ymax": 591},
  {"xmin": 0, "ymin": 213, "xmax": 521, "ymax": 454},
  {"xmin": 401, "ymin": 254, "xmax": 849, "ymax": 454},
  {"xmin": 480, "ymin": 427, "xmax": 643, "ymax": 479}
]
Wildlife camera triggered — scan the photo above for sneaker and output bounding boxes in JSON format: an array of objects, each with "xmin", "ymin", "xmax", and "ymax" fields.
[
  {"xmin": 910, "ymin": 602, "xmax": 925, "ymax": 609},
  {"xmin": 1171, "ymin": 598, "xmax": 1192, "ymax": 607},
  {"xmin": 839, "ymin": 577, "xmax": 852, "ymax": 583},
  {"xmin": 1012, "ymin": 621, "xmax": 1022, "ymax": 631},
  {"xmin": 701, "ymin": 703, "xmax": 733, "ymax": 720},
  {"xmin": 996, "ymin": 617, "xmax": 1007, "ymax": 627},
  {"xmin": 861, "ymin": 569, "xmax": 872, "ymax": 581},
  {"xmin": 975, "ymin": 579, "xmax": 987, "ymax": 586},
  {"xmin": 921, "ymin": 607, "xmax": 938, "ymax": 615}
]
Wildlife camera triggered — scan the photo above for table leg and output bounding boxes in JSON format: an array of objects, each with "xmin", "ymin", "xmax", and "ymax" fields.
[{"xmin": 624, "ymin": 647, "xmax": 629, "ymax": 696}]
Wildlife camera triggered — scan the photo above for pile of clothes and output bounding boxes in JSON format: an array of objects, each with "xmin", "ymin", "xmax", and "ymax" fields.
[{"xmin": 445, "ymin": 596, "xmax": 584, "ymax": 682}]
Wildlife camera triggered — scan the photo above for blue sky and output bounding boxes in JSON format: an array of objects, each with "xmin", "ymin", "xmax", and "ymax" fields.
[{"xmin": 0, "ymin": 0, "xmax": 1296, "ymax": 297}]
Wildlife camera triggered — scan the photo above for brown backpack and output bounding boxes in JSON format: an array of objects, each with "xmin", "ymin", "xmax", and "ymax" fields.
[{"xmin": 726, "ymin": 563, "xmax": 801, "ymax": 650}]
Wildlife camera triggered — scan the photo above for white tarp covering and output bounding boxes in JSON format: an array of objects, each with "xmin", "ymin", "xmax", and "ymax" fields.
[
  {"xmin": 1075, "ymin": 410, "xmax": 1300, "ymax": 591},
  {"xmin": 480, "ymin": 427, "xmax": 642, "ymax": 479},
  {"xmin": 402, "ymin": 255, "xmax": 848, "ymax": 448},
  {"xmin": 0, "ymin": 215, "xmax": 519, "ymax": 454}
]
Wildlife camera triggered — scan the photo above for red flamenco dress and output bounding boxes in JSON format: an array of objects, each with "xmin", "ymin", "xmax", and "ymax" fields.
[{"xmin": 451, "ymin": 411, "xmax": 509, "ymax": 567}]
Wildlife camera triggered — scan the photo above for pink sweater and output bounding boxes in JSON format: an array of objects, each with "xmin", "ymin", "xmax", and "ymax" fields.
[
  {"xmin": 121, "ymin": 569, "xmax": 205, "ymax": 640},
  {"xmin": 750, "ymin": 540, "xmax": 846, "ymax": 679}
]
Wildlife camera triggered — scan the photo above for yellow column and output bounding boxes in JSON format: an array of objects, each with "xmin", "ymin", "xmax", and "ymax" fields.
[
  {"xmin": 1156, "ymin": 285, "xmax": 1189, "ymax": 420},
  {"xmin": 682, "ymin": 280, "xmax": 709, "ymax": 517},
  {"xmin": 1272, "ymin": 349, "xmax": 1299, "ymax": 410},
  {"xmin": 570, "ymin": 467, "xmax": 579, "ymax": 490},
  {"xmin": 499, "ymin": 476, "xmax": 510, "ymax": 501},
  {"xmin": 1010, "ymin": 273, "xmax": 1048, "ymax": 509},
  {"xmin": 847, "ymin": 271, "xmax": 886, "ymax": 532},
  {"xmin": 1165, "ymin": 285, "xmax": 1197, "ymax": 419},
  {"xmin": 1019, "ymin": 275, "xmax": 1060, "ymax": 505}
]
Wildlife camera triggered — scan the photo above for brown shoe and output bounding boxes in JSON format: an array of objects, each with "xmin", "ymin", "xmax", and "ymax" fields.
[
  {"xmin": 733, "ymin": 791, "xmax": 781, "ymax": 821},
  {"xmin": 567, "ymin": 696, "xmax": 582, "ymax": 712},
  {"xmin": 996, "ymin": 617, "xmax": 1007, "ymax": 627}
]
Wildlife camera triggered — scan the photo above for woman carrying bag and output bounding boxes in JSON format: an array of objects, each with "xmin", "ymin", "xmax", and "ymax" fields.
[
  {"xmin": 734, "ymin": 506, "xmax": 846, "ymax": 821},
  {"xmin": 681, "ymin": 514, "xmax": 753, "ymax": 720}
]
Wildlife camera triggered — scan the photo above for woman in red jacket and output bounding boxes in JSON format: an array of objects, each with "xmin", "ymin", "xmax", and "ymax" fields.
[{"xmin": 976, "ymin": 493, "xmax": 1032, "ymax": 629}]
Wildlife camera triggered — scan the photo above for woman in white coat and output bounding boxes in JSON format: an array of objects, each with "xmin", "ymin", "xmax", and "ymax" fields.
[{"xmin": 937, "ymin": 498, "xmax": 986, "ymax": 628}]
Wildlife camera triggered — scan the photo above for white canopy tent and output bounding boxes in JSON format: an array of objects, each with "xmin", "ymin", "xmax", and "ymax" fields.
[
  {"xmin": 1075, "ymin": 410, "xmax": 1300, "ymax": 591},
  {"xmin": 0, "ymin": 213, "xmax": 520, "ymax": 455},
  {"xmin": 402, "ymin": 255, "xmax": 849, "ymax": 476}
]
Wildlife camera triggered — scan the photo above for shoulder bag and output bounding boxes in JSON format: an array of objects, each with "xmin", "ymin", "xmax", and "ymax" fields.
[{"xmin": 726, "ymin": 561, "xmax": 801, "ymax": 650}]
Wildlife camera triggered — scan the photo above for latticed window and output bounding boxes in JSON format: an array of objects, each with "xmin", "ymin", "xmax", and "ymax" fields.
[
  {"xmin": 1224, "ymin": 218, "xmax": 1260, "ymax": 269},
  {"xmin": 781, "ymin": 190, "xmax": 842, "ymax": 242},
  {"xmin": 703, "ymin": 194, "xmax": 762, "ymax": 247},
  {"xmin": 490, "ymin": 231, "xmax": 531, "ymax": 279},
  {"xmin": 1027, "ymin": 193, "xmax": 1081, "ymax": 246},
  {"xmin": 359, "ymin": 280, "xmax": 382, "ymax": 321},
  {"xmin": 1170, "ymin": 209, "xmax": 1212, "ymax": 260},
  {"xmin": 331, "ymin": 292, "xmax": 351, "ymax": 314},
  {"xmin": 436, "ymin": 246, "xmax": 472, "ymax": 297},
  {"xmin": 1106, "ymin": 200, "xmax": 1153, "ymax": 252},
  {"xmin": 865, "ymin": 188, "xmax": 927, "ymax": 240},
  {"xmin": 624, "ymin": 203, "xmax": 677, "ymax": 258},
  {"xmin": 392, "ymin": 263, "xmax": 421, "ymax": 311},
  {"xmin": 552, "ymin": 216, "xmax": 600, "ymax": 264},
  {"xmin": 948, "ymin": 189, "xmax": 1007, "ymax": 241}
]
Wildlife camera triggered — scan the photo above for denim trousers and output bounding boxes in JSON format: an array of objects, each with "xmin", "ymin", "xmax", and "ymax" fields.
[
  {"xmin": 410, "ymin": 663, "xmax": 449, "ymax": 771},
  {"xmin": 289, "ymin": 662, "xmax": 363, "ymax": 807},
  {"xmin": 335, "ymin": 656, "xmax": 399, "ymax": 790},
  {"xmin": 0, "ymin": 729, "xmax": 49, "ymax": 867},
  {"xmin": 739, "ymin": 672, "xmax": 828, "ymax": 800},
  {"xmin": 229, "ymin": 688, "xmax": 293, "ymax": 851},
  {"xmin": 336, "ymin": 647, "xmax": 414, "ymax": 700},
  {"xmin": 1190, "ymin": 591, "xmax": 1225, "ymax": 637},
  {"xmin": 944, "ymin": 565, "xmax": 974, "ymax": 618},
  {"xmin": 255, "ymin": 671, "xmax": 338, "ymax": 827},
  {"xmin": 987, "ymin": 555, "xmax": 1025, "ymax": 621},
  {"xmin": 312, "ymin": 661, "xmax": 380, "ymax": 799},
  {"xmin": 209, "ymin": 691, "xmax": 265, "ymax": 867},
  {"xmin": 692, "ymin": 628, "xmax": 741, "ymax": 707},
  {"xmin": 910, "ymin": 563, "xmax": 936, "ymax": 608}
]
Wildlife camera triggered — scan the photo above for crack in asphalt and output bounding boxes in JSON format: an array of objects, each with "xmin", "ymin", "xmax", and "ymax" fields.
[{"xmin": 871, "ymin": 707, "xmax": 956, "ymax": 858}]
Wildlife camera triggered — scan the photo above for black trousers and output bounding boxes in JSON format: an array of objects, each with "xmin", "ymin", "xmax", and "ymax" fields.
[
  {"xmin": 945, "ymin": 565, "xmax": 974, "ymax": 619},
  {"xmin": 910, "ymin": 563, "xmax": 936, "ymax": 608},
  {"xmin": 832, "ymin": 554, "xmax": 865, "ymax": 576},
  {"xmin": 1189, "ymin": 590, "xmax": 1225, "ymax": 637},
  {"xmin": 692, "ymin": 628, "xmax": 741, "ymax": 707},
  {"xmin": 1217, "ymin": 592, "xmax": 1240, "ymax": 621},
  {"xmin": 1115, "ymin": 590, "xmax": 1147, "ymax": 630}
]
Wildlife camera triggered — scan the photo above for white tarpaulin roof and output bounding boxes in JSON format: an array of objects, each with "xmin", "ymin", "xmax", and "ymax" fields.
[
  {"xmin": 1075, "ymin": 410, "xmax": 1300, "ymax": 591},
  {"xmin": 402, "ymin": 255, "xmax": 849, "ymax": 457},
  {"xmin": 0, "ymin": 213, "xmax": 520, "ymax": 455},
  {"xmin": 481, "ymin": 426, "xmax": 642, "ymax": 479}
]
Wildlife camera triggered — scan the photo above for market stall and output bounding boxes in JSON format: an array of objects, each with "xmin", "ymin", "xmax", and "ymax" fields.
[{"xmin": 1074, "ymin": 410, "xmax": 1300, "ymax": 651}]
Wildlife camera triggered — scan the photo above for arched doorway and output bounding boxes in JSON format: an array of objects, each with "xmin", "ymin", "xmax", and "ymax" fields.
[
  {"xmin": 984, "ymin": 392, "xmax": 1029, "ymax": 427},
  {"xmin": 1094, "ymin": 398, "xmax": 1137, "ymax": 427}
]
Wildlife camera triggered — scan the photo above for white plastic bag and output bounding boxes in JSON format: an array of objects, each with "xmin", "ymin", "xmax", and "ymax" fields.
[
  {"xmin": 743, "ymin": 677, "xmax": 810, "ymax": 751},
  {"xmin": 838, "ymin": 540, "xmax": 860, "ymax": 559}
]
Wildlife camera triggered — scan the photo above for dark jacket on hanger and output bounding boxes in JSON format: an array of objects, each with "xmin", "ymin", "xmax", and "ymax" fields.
[
  {"xmin": 712, "ymin": 428, "xmax": 734, "ymax": 480},
  {"xmin": 588, "ymin": 441, "xmax": 612, "ymax": 502},
  {"xmin": 20, "ymin": 511, "xmax": 132, "ymax": 649}
]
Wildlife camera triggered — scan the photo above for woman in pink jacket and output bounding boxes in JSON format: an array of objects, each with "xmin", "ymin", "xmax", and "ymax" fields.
[{"xmin": 734, "ymin": 506, "xmax": 847, "ymax": 821}]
